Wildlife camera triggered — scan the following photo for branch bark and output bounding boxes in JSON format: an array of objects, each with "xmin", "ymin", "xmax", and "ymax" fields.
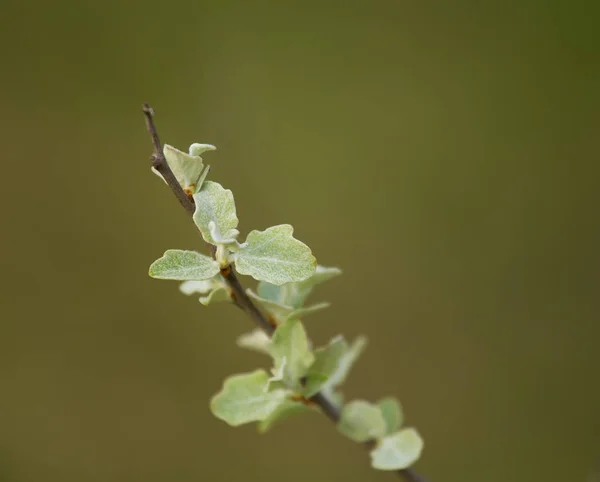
[{"xmin": 142, "ymin": 103, "xmax": 428, "ymax": 482}]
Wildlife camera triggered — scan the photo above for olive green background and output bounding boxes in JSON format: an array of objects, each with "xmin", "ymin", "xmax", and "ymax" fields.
[{"xmin": 0, "ymin": 1, "xmax": 598, "ymax": 481}]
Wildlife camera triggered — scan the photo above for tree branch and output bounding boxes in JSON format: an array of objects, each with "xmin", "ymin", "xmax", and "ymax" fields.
[{"xmin": 142, "ymin": 103, "xmax": 428, "ymax": 482}]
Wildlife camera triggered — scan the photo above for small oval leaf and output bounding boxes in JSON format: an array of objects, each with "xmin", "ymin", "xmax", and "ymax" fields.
[
  {"xmin": 370, "ymin": 428, "xmax": 424, "ymax": 470},
  {"xmin": 210, "ymin": 370, "xmax": 288, "ymax": 427},
  {"xmin": 149, "ymin": 250, "xmax": 220, "ymax": 281}
]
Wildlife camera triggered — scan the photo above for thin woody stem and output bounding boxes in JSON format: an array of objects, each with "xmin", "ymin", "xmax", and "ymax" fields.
[{"xmin": 142, "ymin": 103, "xmax": 428, "ymax": 482}]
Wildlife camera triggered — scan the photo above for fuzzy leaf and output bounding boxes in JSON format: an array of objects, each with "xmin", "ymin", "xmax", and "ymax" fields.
[
  {"xmin": 370, "ymin": 429, "xmax": 424, "ymax": 470},
  {"xmin": 286, "ymin": 265, "xmax": 342, "ymax": 308},
  {"xmin": 234, "ymin": 225, "xmax": 316, "ymax": 285},
  {"xmin": 247, "ymin": 290, "xmax": 329, "ymax": 323},
  {"xmin": 246, "ymin": 290, "xmax": 294, "ymax": 321},
  {"xmin": 210, "ymin": 370, "xmax": 288, "ymax": 427},
  {"xmin": 270, "ymin": 319, "xmax": 314, "ymax": 390},
  {"xmin": 179, "ymin": 279, "xmax": 214, "ymax": 295},
  {"xmin": 257, "ymin": 281, "xmax": 284, "ymax": 304},
  {"xmin": 338, "ymin": 400, "xmax": 387, "ymax": 442},
  {"xmin": 179, "ymin": 278, "xmax": 230, "ymax": 305},
  {"xmin": 192, "ymin": 181, "xmax": 239, "ymax": 245},
  {"xmin": 159, "ymin": 143, "xmax": 214, "ymax": 194},
  {"xmin": 290, "ymin": 302, "xmax": 330, "ymax": 320},
  {"xmin": 303, "ymin": 336, "xmax": 347, "ymax": 397},
  {"xmin": 256, "ymin": 265, "xmax": 341, "ymax": 308},
  {"xmin": 236, "ymin": 329, "xmax": 272, "ymax": 355},
  {"xmin": 378, "ymin": 398, "xmax": 404, "ymax": 435},
  {"xmin": 149, "ymin": 250, "xmax": 220, "ymax": 281},
  {"xmin": 200, "ymin": 286, "xmax": 230, "ymax": 305},
  {"xmin": 319, "ymin": 336, "xmax": 367, "ymax": 404},
  {"xmin": 258, "ymin": 399, "xmax": 314, "ymax": 433}
]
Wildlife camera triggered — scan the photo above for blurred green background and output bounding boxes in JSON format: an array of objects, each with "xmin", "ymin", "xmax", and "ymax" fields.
[{"xmin": 0, "ymin": 1, "xmax": 598, "ymax": 481}]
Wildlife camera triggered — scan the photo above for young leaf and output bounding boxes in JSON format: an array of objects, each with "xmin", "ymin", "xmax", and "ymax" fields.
[
  {"xmin": 303, "ymin": 335, "xmax": 347, "ymax": 397},
  {"xmin": 179, "ymin": 277, "xmax": 230, "ymax": 305},
  {"xmin": 210, "ymin": 370, "xmax": 288, "ymax": 427},
  {"xmin": 370, "ymin": 428, "xmax": 424, "ymax": 470},
  {"xmin": 159, "ymin": 143, "xmax": 214, "ymax": 194},
  {"xmin": 247, "ymin": 290, "xmax": 329, "ymax": 323},
  {"xmin": 234, "ymin": 225, "xmax": 316, "ymax": 285},
  {"xmin": 236, "ymin": 329, "xmax": 271, "ymax": 355},
  {"xmin": 270, "ymin": 318, "xmax": 314, "ymax": 390},
  {"xmin": 188, "ymin": 143, "xmax": 217, "ymax": 157},
  {"xmin": 378, "ymin": 397, "xmax": 404, "ymax": 435},
  {"xmin": 319, "ymin": 336, "xmax": 367, "ymax": 404},
  {"xmin": 149, "ymin": 250, "xmax": 220, "ymax": 281},
  {"xmin": 257, "ymin": 280, "xmax": 285, "ymax": 304},
  {"xmin": 246, "ymin": 289, "xmax": 294, "ymax": 321},
  {"xmin": 286, "ymin": 265, "xmax": 342, "ymax": 308},
  {"xmin": 338, "ymin": 400, "xmax": 387, "ymax": 442},
  {"xmin": 179, "ymin": 279, "xmax": 214, "ymax": 295},
  {"xmin": 192, "ymin": 181, "xmax": 239, "ymax": 245},
  {"xmin": 258, "ymin": 399, "xmax": 314, "ymax": 433},
  {"xmin": 199, "ymin": 286, "xmax": 230, "ymax": 305},
  {"xmin": 289, "ymin": 302, "xmax": 330, "ymax": 321}
]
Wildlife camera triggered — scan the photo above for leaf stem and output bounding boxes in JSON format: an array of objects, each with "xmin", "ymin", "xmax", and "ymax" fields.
[{"xmin": 142, "ymin": 103, "xmax": 429, "ymax": 482}]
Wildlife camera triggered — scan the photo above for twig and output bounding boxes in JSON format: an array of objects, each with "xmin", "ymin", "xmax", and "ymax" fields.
[{"xmin": 142, "ymin": 103, "xmax": 428, "ymax": 482}]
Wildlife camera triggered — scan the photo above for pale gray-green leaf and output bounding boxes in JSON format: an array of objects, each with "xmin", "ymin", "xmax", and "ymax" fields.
[
  {"xmin": 149, "ymin": 250, "xmax": 220, "ymax": 281},
  {"xmin": 162, "ymin": 143, "xmax": 213, "ymax": 194},
  {"xmin": 180, "ymin": 279, "xmax": 214, "ymax": 295},
  {"xmin": 210, "ymin": 370, "xmax": 288, "ymax": 427},
  {"xmin": 234, "ymin": 225, "xmax": 316, "ymax": 285},
  {"xmin": 256, "ymin": 265, "xmax": 340, "ymax": 308},
  {"xmin": 370, "ymin": 429, "xmax": 424, "ymax": 470},
  {"xmin": 236, "ymin": 329, "xmax": 272, "ymax": 355},
  {"xmin": 289, "ymin": 302, "xmax": 330, "ymax": 321},
  {"xmin": 319, "ymin": 335, "xmax": 367, "ymax": 403},
  {"xmin": 257, "ymin": 281, "xmax": 284, "ymax": 304},
  {"xmin": 199, "ymin": 286, "xmax": 230, "ymax": 305},
  {"xmin": 270, "ymin": 318, "xmax": 314, "ymax": 390},
  {"xmin": 246, "ymin": 289, "xmax": 294, "ymax": 321},
  {"xmin": 192, "ymin": 181, "xmax": 239, "ymax": 245},
  {"xmin": 286, "ymin": 265, "xmax": 342, "ymax": 308},
  {"xmin": 247, "ymin": 290, "xmax": 328, "ymax": 323},
  {"xmin": 303, "ymin": 335, "xmax": 347, "ymax": 397},
  {"xmin": 258, "ymin": 399, "xmax": 314, "ymax": 433},
  {"xmin": 338, "ymin": 400, "xmax": 387, "ymax": 442},
  {"xmin": 188, "ymin": 143, "xmax": 217, "ymax": 157},
  {"xmin": 378, "ymin": 397, "xmax": 404, "ymax": 435}
]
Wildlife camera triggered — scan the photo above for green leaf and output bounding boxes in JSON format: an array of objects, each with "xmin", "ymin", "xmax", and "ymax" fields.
[
  {"xmin": 286, "ymin": 265, "xmax": 342, "ymax": 308},
  {"xmin": 270, "ymin": 318, "xmax": 314, "ymax": 390},
  {"xmin": 378, "ymin": 398, "xmax": 404, "ymax": 435},
  {"xmin": 258, "ymin": 399, "xmax": 314, "ymax": 433},
  {"xmin": 199, "ymin": 286, "xmax": 230, "ymax": 305},
  {"xmin": 192, "ymin": 181, "xmax": 239, "ymax": 245},
  {"xmin": 290, "ymin": 302, "xmax": 330, "ymax": 320},
  {"xmin": 338, "ymin": 400, "xmax": 387, "ymax": 442},
  {"xmin": 370, "ymin": 428, "xmax": 424, "ymax": 470},
  {"xmin": 236, "ymin": 329, "xmax": 271, "ymax": 355},
  {"xmin": 246, "ymin": 289, "xmax": 294, "ymax": 321},
  {"xmin": 247, "ymin": 290, "xmax": 329, "ymax": 323},
  {"xmin": 149, "ymin": 250, "xmax": 220, "ymax": 280},
  {"xmin": 319, "ymin": 336, "xmax": 367, "ymax": 404},
  {"xmin": 257, "ymin": 280, "xmax": 285, "ymax": 304},
  {"xmin": 256, "ymin": 265, "xmax": 341, "ymax": 308},
  {"xmin": 303, "ymin": 335, "xmax": 347, "ymax": 397},
  {"xmin": 234, "ymin": 225, "xmax": 316, "ymax": 285},
  {"xmin": 179, "ymin": 277, "xmax": 230, "ymax": 305},
  {"xmin": 160, "ymin": 143, "xmax": 214, "ymax": 194},
  {"xmin": 210, "ymin": 370, "xmax": 288, "ymax": 427}
]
